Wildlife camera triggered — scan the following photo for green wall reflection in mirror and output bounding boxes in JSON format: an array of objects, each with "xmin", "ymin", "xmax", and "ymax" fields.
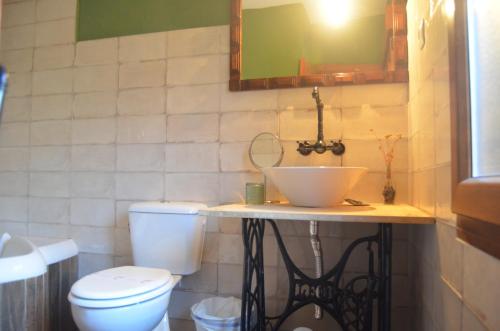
[{"xmin": 242, "ymin": 0, "xmax": 387, "ymax": 79}]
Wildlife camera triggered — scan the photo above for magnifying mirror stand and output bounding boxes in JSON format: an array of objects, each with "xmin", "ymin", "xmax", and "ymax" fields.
[
  {"xmin": 262, "ymin": 174, "xmax": 282, "ymax": 204},
  {"xmin": 248, "ymin": 132, "xmax": 284, "ymax": 204}
]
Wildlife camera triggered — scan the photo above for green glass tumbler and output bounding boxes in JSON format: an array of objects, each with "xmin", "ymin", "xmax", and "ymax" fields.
[{"xmin": 245, "ymin": 182, "xmax": 265, "ymax": 205}]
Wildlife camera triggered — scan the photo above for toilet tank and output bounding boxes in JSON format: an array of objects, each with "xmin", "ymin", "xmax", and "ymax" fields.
[{"xmin": 128, "ymin": 202, "xmax": 207, "ymax": 275}]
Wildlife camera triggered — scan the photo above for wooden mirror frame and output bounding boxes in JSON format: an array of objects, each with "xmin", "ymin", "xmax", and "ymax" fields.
[
  {"xmin": 449, "ymin": 0, "xmax": 500, "ymax": 259},
  {"xmin": 229, "ymin": 0, "xmax": 409, "ymax": 91}
]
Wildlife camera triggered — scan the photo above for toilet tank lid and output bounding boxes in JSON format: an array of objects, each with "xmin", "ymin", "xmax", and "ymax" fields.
[{"xmin": 129, "ymin": 201, "xmax": 207, "ymax": 214}]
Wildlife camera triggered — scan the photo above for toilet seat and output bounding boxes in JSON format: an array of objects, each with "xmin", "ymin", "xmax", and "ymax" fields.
[{"xmin": 68, "ymin": 266, "xmax": 177, "ymax": 309}]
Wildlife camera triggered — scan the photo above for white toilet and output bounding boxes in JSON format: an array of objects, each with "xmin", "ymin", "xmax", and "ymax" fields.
[{"xmin": 68, "ymin": 202, "xmax": 207, "ymax": 331}]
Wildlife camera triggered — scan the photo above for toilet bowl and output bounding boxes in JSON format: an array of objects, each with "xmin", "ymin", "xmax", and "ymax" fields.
[
  {"xmin": 69, "ymin": 202, "xmax": 207, "ymax": 331},
  {"xmin": 68, "ymin": 266, "xmax": 181, "ymax": 331}
]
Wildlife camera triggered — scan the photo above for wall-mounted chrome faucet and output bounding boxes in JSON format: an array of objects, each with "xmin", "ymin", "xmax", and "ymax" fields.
[{"xmin": 297, "ymin": 86, "xmax": 345, "ymax": 156}]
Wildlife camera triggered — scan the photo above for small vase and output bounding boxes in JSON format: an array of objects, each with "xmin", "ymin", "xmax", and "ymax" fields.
[{"xmin": 383, "ymin": 164, "xmax": 396, "ymax": 204}]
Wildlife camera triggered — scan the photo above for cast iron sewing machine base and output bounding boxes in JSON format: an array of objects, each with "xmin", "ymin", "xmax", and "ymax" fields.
[{"xmin": 240, "ymin": 218, "xmax": 392, "ymax": 331}]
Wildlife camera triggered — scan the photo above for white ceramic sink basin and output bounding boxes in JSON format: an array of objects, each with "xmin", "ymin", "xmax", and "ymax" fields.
[{"xmin": 262, "ymin": 166, "xmax": 367, "ymax": 207}]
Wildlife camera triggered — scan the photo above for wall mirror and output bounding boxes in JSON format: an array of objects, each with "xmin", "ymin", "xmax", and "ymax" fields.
[{"xmin": 230, "ymin": 0, "xmax": 408, "ymax": 91}]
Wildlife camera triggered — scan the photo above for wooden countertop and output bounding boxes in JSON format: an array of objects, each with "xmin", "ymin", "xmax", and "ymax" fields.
[{"xmin": 201, "ymin": 203, "xmax": 435, "ymax": 224}]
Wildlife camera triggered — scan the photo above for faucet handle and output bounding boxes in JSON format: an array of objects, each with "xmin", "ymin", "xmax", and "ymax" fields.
[
  {"xmin": 330, "ymin": 140, "xmax": 346, "ymax": 156},
  {"xmin": 297, "ymin": 141, "xmax": 313, "ymax": 156}
]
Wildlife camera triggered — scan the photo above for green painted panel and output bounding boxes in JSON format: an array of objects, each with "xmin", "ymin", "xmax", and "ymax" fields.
[{"xmin": 77, "ymin": 0, "xmax": 231, "ymax": 41}]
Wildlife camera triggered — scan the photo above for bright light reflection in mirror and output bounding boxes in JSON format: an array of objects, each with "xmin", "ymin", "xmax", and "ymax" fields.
[{"xmin": 319, "ymin": 0, "xmax": 352, "ymax": 27}]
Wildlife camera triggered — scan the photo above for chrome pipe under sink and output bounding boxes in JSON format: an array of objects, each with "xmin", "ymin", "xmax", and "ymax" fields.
[{"xmin": 309, "ymin": 220, "xmax": 323, "ymax": 320}]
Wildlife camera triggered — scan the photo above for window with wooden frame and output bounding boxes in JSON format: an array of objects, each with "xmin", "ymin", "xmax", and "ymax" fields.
[{"xmin": 449, "ymin": 0, "xmax": 500, "ymax": 259}]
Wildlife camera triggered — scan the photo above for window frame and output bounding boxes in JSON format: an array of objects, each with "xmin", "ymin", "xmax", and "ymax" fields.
[{"xmin": 449, "ymin": 0, "xmax": 500, "ymax": 258}]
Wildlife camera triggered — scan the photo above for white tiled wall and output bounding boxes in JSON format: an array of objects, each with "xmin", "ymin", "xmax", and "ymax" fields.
[
  {"xmin": 407, "ymin": 1, "xmax": 500, "ymax": 330},
  {"xmin": 0, "ymin": 1, "xmax": 412, "ymax": 330}
]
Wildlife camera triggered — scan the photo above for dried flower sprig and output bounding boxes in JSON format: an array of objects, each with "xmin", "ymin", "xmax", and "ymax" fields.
[
  {"xmin": 370, "ymin": 129, "xmax": 402, "ymax": 180},
  {"xmin": 371, "ymin": 129, "xmax": 401, "ymax": 204}
]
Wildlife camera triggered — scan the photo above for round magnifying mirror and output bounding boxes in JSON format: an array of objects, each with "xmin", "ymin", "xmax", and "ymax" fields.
[{"xmin": 249, "ymin": 132, "xmax": 284, "ymax": 169}]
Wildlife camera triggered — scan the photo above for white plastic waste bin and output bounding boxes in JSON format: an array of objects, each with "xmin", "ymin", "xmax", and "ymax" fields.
[{"xmin": 191, "ymin": 297, "xmax": 241, "ymax": 331}]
